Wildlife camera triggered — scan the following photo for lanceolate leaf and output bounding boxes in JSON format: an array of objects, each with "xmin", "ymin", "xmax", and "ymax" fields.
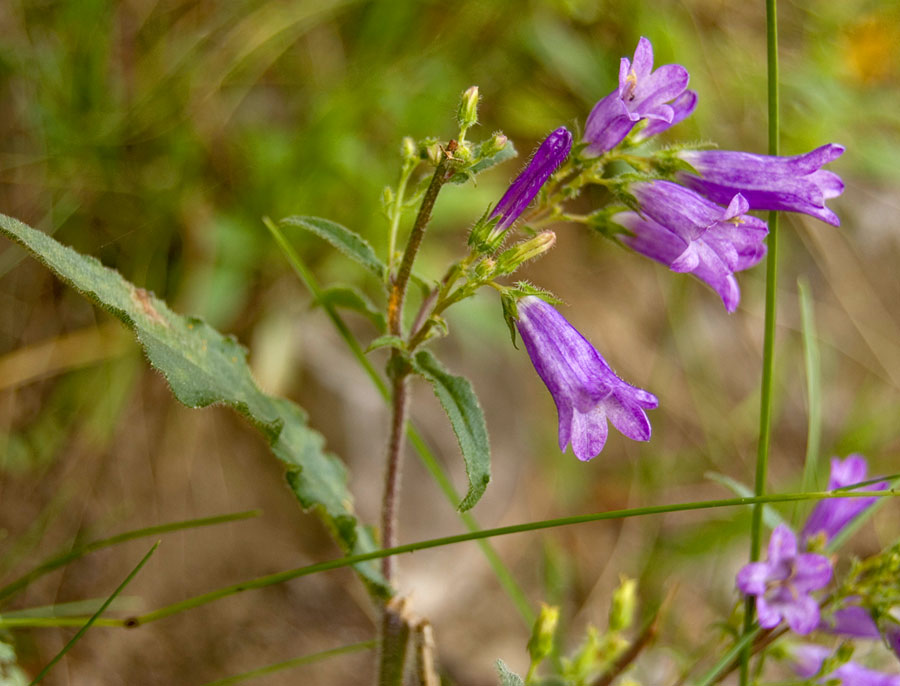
[
  {"xmin": 280, "ymin": 215, "xmax": 386, "ymax": 279},
  {"xmin": 0, "ymin": 213, "xmax": 386, "ymax": 595},
  {"xmin": 411, "ymin": 350, "xmax": 491, "ymax": 511},
  {"xmin": 316, "ymin": 284, "xmax": 387, "ymax": 333}
]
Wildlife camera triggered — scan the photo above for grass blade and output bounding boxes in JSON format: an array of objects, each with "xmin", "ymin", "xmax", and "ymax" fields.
[
  {"xmin": 28, "ymin": 542, "xmax": 159, "ymax": 685},
  {"xmin": 0, "ymin": 510, "xmax": 259, "ymax": 604},
  {"xmin": 794, "ymin": 278, "xmax": 822, "ymax": 524}
]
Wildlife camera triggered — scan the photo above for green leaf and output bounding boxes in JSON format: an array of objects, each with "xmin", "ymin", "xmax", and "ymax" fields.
[
  {"xmin": 797, "ymin": 278, "xmax": 823, "ymax": 513},
  {"xmin": 280, "ymin": 215, "xmax": 386, "ymax": 280},
  {"xmin": 705, "ymin": 472, "xmax": 786, "ymax": 530},
  {"xmin": 316, "ymin": 285, "xmax": 386, "ymax": 333},
  {"xmin": 449, "ymin": 140, "xmax": 518, "ymax": 185},
  {"xmin": 365, "ymin": 334, "xmax": 406, "ymax": 353},
  {"xmin": 0, "ymin": 213, "xmax": 386, "ymax": 595},
  {"xmin": 495, "ymin": 660, "xmax": 525, "ymax": 686},
  {"xmin": 411, "ymin": 350, "xmax": 490, "ymax": 511}
]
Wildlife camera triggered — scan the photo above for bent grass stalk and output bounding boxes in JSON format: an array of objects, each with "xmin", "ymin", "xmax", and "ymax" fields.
[{"xmin": 2, "ymin": 490, "xmax": 893, "ymax": 632}]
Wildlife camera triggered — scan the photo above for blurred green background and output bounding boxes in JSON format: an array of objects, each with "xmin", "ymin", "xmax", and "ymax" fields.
[{"xmin": 2, "ymin": 0, "xmax": 900, "ymax": 683}]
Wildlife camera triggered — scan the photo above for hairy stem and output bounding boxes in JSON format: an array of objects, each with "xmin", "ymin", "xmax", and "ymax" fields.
[
  {"xmin": 388, "ymin": 147, "xmax": 454, "ymax": 336},
  {"xmin": 381, "ymin": 371, "xmax": 410, "ymax": 584},
  {"xmin": 741, "ymin": 1, "xmax": 779, "ymax": 682}
]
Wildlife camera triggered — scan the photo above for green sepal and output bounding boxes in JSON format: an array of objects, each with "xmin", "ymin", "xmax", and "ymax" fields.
[
  {"xmin": 410, "ymin": 350, "xmax": 491, "ymax": 511},
  {"xmin": 496, "ymin": 660, "xmax": 525, "ymax": 686}
]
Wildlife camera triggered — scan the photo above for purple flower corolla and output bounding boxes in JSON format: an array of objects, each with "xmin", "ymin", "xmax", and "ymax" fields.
[
  {"xmin": 633, "ymin": 90, "xmax": 698, "ymax": 142},
  {"xmin": 584, "ymin": 37, "xmax": 690, "ymax": 155},
  {"xmin": 821, "ymin": 603, "xmax": 881, "ymax": 638},
  {"xmin": 886, "ymin": 623, "xmax": 900, "ymax": 662},
  {"xmin": 789, "ymin": 644, "xmax": 900, "ymax": 686},
  {"xmin": 514, "ymin": 296, "xmax": 658, "ymax": 461},
  {"xmin": 676, "ymin": 144, "xmax": 845, "ymax": 226},
  {"xmin": 736, "ymin": 524, "xmax": 832, "ymax": 634},
  {"xmin": 490, "ymin": 127, "xmax": 573, "ymax": 233},
  {"xmin": 801, "ymin": 455, "xmax": 888, "ymax": 545},
  {"xmin": 617, "ymin": 181, "xmax": 768, "ymax": 312}
]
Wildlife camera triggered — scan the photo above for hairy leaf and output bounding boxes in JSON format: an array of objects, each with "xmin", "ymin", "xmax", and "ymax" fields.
[
  {"xmin": 316, "ymin": 285, "xmax": 387, "ymax": 333},
  {"xmin": 411, "ymin": 350, "xmax": 490, "ymax": 511},
  {"xmin": 0, "ymin": 213, "xmax": 386, "ymax": 594},
  {"xmin": 281, "ymin": 215, "xmax": 386, "ymax": 279},
  {"xmin": 495, "ymin": 660, "xmax": 525, "ymax": 686}
]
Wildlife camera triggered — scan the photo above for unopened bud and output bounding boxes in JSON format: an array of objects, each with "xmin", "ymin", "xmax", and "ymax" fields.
[
  {"xmin": 457, "ymin": 85, "xmax": 480, "ymax": 134},
  {"xmin": 609, "ymin": 575, "xmax": 637, "ymax": 633},
  {"xmin": 480, "ymin": 132, "xmax": 508, "ymax": 158},
  {"xmin": 495, "ymin": 231, "xmax": 556, "ymax": 275},
  {"xmin": 401, "ymin": 136, "xmax": 417, "ymax": 162},
  {"xmin": 472, "ymin": 257, "xmax": 496, "ymax": 281},
  {"xmin": 424, "ymin": 141, "xmax": 443, "ymax": 166},
  {"xmin": 527, "ymin": 603, "xmax": 559, "ymax": 665},
  {"xmin": 382, "ymin": 186, "xmax": 395, "ymax": 208}
]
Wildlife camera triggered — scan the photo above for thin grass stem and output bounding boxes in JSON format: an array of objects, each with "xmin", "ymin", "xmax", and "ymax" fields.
[
  {"xmin": 27, "ymin": 542, "xmax": 158, "ymax": 685},
  {"xmin": 0, "ymin": 510, "xmax": 259, "ymax": 604},
  {"xmin": 198, "ymin": 640, "xmax": 376, "ymax": 686},
  {"xmin": 2, "ymin": 490, "xmax": 893, "ymax": 632},
  {"xmin": 741, "ymin": 2, "xmax": 780, "ymax": 682}
]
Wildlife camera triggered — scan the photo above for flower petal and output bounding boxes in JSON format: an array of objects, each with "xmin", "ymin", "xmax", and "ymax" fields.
[
  {"xmin": 736, "ymin": 561, "xmax": 771, "ymax": 595},
  {"xmin": 793, "ymin": 553, "xmax": 833, "ymax": 592},
  {"xmin": 782, "ymin": 593, "xmax": 820, "ymax": 635}
]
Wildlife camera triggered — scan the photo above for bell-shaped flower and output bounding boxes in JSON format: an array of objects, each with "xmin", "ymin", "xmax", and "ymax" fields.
[
  {"xmin": 633, "ymin": 89, "xmax": 698, "ymax": 142},
  {"xmin": 584, "ymin": 37, "xmax": 690, "ymax": 155},
  {"xmin": 801, "ymin": 454, "xmax": 888, "ymax": 545},
  {"xmin": 736, "ymin": 524, "xmax": 832, "ymax": 634},
  {"xmin": 514, "ymin": 296, "xmax": 658, "ymax": 461},
  {"xmin": 616, "ymin": 181, "xmax": 768, "ymax": 312},
  {"xmin": 676, "ymin": 144, "xmax": 845, "ymax": 226}
]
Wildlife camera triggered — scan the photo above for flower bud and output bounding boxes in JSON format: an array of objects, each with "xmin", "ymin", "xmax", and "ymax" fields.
[
  {"xmin": 527, "ymin": 603, "xmax": 559, "ymax": 665},
  {"xmin": 457, "ymin": 85, "xmax": 480, "ymax": 134},
  {"xmin": 609, "ymin": 575, "xmax": 637, "ymax": 633},
  {"xmin": 401, "ymin": 136, "xmax": 417, "ymax": 162},
  {"xmin": 480, "ymin": 132, "xmax": 508, "ymax": 158},
  {"xmin": 471, "ymin": 257, "xmax": 496, "ymax": 282},
  {"xmin": 495, "ymin": 231, "xmax": 556, "ymax": 275},
  {"xmin": 382, "ymin": 186, "xmax": 395, "ymax": 208}
]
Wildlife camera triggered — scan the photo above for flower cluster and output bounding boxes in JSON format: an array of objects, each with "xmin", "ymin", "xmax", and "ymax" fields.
[{"xmin": 478, "ymin": 35, "xmax": 844, "ymax": 461}]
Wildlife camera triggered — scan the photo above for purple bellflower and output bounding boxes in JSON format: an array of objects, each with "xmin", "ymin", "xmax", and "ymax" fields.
[
  {"xmin": 633, "ymin": 89, "xmax": 698, "ymax": 142},
  {"xmin": 514, "ymin": 296, "xmax": 658, "ymax": 461},
  {"xmin": 676, "ymin": 144, "xmax": 845, "ymax": 226},
  {"xmin": 789, "ymin": 644, "xmax": 900, "ymax": 686},
  {"xmin": 616, "ymin": 181, "xmax": 768, "ymax": 312},
  {"xmin": 584, "ymin": 37, "xmax": 690, "ymax": 155},
  {"xmin": 886, "ymin": 623, "xmax": 900, "ymax": 662},
  {"xmin": 736, "ymin": 524, "xmax": 832, "ymax": 634},
  {"xmin": 489, "ymin": 127, "xmax": 573, "ymax": 235},
  {"xmin": 801, "ymin": 455, "xmax": 888, "ymax": 545}
]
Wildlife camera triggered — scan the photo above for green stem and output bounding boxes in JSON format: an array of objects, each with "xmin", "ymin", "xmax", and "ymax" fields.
[
  {"xmin": 199, "ymin": 640, "xmax": 376, "ymax": 686},
  {"xmin": 265, "ymin": 217, "xmax": 534, "ymax": 624},
  {"xmin": 0, "ymin": 510, "xmax": 259, "ymax": 604},
  {"xmin": 386, "ymin": 162, "xmax": 414, "ymax": 279},
  {"xmin": 742, "ymin": 2, "xmax": 779, "ymax": 683},
  {"xmin": 4, "ymin": 490, "xmax": 891, "ymax": 632}
]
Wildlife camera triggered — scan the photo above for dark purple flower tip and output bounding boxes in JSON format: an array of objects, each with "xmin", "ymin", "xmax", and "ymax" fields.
[
  {"xmin": 615, "ymin": 183, "xmax": 767, "ymax": 312},
  {"xmin": 634, "ymin": 89, "xmax": 698, "ymax": 141},
  {"xmin": 490, "ymin": 127, "xmax": 573, "ymax": 233},
  {"xmin": 736, "ymin": 525, "xmax": 832, "ymax": 635},
  {"xmin": 514, "ymin": 296, "xmax": 657, "ymax": 461},
  {"xmin": 584, "ymin": 37, "xmax": 690, "ymax": 155},
  {"xmin": 676, "ymin": 143, "xmax": 846, "ymax": 226},
  {"xmin": 801, "ymin": 454, "xmax": 888, "ymax": 545}
]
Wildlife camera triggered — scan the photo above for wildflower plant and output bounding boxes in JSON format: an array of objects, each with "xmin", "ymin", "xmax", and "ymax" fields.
[{"xmin": 0, "ymin": 13, "xmax": 897, "ymax": 686}]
